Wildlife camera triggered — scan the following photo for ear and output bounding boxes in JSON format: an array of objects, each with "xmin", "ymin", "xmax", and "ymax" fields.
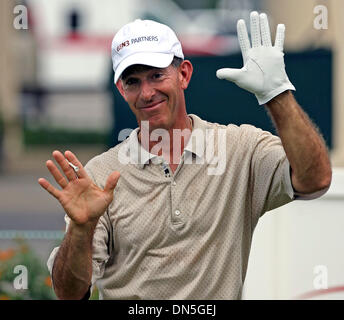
[
  {"xmin": 178, "ymin": 60, "xmax": 193, "ymax": 90},
  {"xmin": 116, "ymin": 80, "xmax": 127, "ymax": 101}
]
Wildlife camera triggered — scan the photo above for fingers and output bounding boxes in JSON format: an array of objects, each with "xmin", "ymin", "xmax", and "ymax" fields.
[
  {"xmin": 247, "ymin": 12, "xmax": 274, "ymax": 49},
  {"xmin": 52, "ymin": 150, "xmax": 78, "ymax": 181},
  {"xmin": 104, "ymin": 171, "xmax": 121, "ymax": 195},
  {"xmin": 64, "ymin": 150, "xmax": 88, "ymax": 180},
  {"xmin": 274, "ymin": 24, "xmax": 285, "ymax": 51},
  {"xmin": 39, "ymin": 150, "xmax": 87, "ymax": 197},
  {"xmin": 250, "ymin": 11, "xmax": 261, "ymax": 48},
  {"xmin": 216, "ymin": 68, "xmax": 243, "ymax": 82},
  {"xmin": 38, "ymin": 178, "xmax": 61, "ymax": 200},
  {"xmin": 46, "ymin": 160, "xmax": 68, "ymax": 188},
  {"xmin": 259, "ymin": 13, "xmax": 272, "ymax": 47},
  {"xmin": 237, "ymin": 19, "xmax": 250, "ymax": 64}
]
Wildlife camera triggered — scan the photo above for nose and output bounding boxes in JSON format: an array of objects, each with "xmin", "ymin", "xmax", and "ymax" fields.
[{"xmin": 139, "ymin": 80, "xmax": 155, "ymax": 102}]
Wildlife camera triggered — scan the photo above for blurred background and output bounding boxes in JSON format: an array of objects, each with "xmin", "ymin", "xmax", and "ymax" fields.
[{"xmin": 0, "ymin": 0, "xmax": 343, "ymax": 300}]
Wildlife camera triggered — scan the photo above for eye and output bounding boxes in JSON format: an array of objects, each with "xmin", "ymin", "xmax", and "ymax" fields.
[
  {"xmin": 152, "ymin": 72, "xmax": 163, "ymax": 80},
  {"xmin": 125, "ymin": 77, "xmax": 138, "ymax": 86}
]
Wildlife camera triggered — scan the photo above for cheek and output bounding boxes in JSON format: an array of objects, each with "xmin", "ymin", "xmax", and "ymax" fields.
[
  {"xmin": 168, "ymin": 86, "xmax": 183, "ymax": 107},
  {"xmin": 124, "ymin": 92, "xmax": 138, "ymax": 108}
]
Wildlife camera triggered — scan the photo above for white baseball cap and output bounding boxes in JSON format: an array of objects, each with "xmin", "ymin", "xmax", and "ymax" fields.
[{"xmin": 111, "ymin": 19, "xmax": 184, "ymax": 83}]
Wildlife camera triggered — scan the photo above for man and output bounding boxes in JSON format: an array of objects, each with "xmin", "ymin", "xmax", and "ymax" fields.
[{"xmin": 40, "ymin": 13, "xmax": 331, "ymax": 300}]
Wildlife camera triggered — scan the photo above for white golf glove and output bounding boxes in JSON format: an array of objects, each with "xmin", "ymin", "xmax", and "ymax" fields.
[{"xmin": 216, "ymin": 11, "xmax": 295, "ymax": 105}]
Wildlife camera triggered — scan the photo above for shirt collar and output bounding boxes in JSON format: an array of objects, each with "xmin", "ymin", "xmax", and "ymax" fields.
[
  {"xmin": 127, "ymin": 114, "xmax": 207, "ymax": 169},
  {"xmin": 128, "ymin": 127, "xmax": 158, "ymax": 169},
  {"xmin": 183, "ymin": 114, "xmax": 206, "ymax": 159}
]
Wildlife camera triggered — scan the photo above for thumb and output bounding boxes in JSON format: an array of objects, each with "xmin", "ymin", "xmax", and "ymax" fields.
[
  {"xmin": 104, "ymin": 171, "xmax": 121, "ymax": 195},
  {"xmin": 216, "ymin": 68, "xmax": 243, "ymax": 82}
]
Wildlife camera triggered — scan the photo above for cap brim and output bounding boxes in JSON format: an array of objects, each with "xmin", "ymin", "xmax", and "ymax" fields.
[{"xmin": 114, "ymin": 52, "xmax": 175, "ymax": 83}]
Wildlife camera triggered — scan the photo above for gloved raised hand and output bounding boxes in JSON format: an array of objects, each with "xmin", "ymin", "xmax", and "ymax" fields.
[{"xmin": 216, "ymin": 11, "xmax": 295, "ymax": 105}]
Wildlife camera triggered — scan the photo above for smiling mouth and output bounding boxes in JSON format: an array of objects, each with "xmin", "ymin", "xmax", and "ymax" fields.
[{"xmin": 139, "ymin": 100, "xmax": 165, "ymax": 110}]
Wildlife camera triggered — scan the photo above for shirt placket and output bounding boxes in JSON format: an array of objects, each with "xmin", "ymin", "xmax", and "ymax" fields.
[
  {"xmin": 152, "ymin": 155, "xmax": 186, "ymax": 227},
  {"xmin": 169, "ymin": 157, "xmax": 186, "ymax": 227}
]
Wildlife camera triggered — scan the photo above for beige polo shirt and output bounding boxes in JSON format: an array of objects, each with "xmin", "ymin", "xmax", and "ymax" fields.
[{"xmin": 48, "ymin": 114, "xmax": 318, "ymax": 299}]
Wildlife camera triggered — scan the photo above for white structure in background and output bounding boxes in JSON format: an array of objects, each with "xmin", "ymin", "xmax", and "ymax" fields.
[
  {"xmin": 23, "ymin": 0, "xmax": 254, "ymax": 133},
  {"xmin": 243, "ymin": 168, "xmax": 344, "ymax": 300},
  {"xmin": 28, "ymin": 0, "xmax": 136, "ymax": 88},
  {"xmin": 27, "ymin": 0, "xmax": 253, "ymax": 88}
]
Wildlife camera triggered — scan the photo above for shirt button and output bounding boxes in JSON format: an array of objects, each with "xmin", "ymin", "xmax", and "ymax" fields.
[
  {"xmin": 172, "ymin": 181, "xmax": 177, "ymax": 186},
  {"xmin": 175, "ymin": 210, "xmax": 181, "ymax": 216}
]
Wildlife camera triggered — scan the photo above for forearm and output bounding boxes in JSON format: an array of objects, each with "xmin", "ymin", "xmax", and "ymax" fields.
[
  {"xmin": 52, "ymin": 220, "xmax": 97, "ymax": 300},
  {"xmin": 266, "ymin": 90, "xmax": 332, "ymax": 193}
]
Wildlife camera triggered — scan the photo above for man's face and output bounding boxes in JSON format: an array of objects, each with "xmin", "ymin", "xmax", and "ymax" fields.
[{"xmin": 116, "ymin": 61, "xmax": 192, "ymax": 132}]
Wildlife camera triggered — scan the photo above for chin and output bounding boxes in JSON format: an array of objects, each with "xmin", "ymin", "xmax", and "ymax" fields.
[
  {"xmin": 149, "ymin": 120, "xmax": 167, "ymax": 131},
  {"xmin": 147, "ymin": 115, "xmax": 171, "ymax": 131}
]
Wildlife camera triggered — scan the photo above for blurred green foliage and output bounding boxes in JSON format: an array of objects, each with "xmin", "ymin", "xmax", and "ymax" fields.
[
  {"xmin": 0, "ymin": 238, "xmax": 99, "ymax": 300},
  {"xmin": 0, "ymin": 239, "xmax": 56, "ymax": 300}
]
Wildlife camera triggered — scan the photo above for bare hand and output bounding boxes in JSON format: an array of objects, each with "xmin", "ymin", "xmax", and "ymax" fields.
[{"xmin": 38, "ymin": 150, "xmax": 120, "ymax": 225}]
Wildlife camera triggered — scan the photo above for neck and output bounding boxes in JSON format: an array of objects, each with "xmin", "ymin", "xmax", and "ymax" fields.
[{"xmin": 138, "ymin": 115, "xmax": 193, "ymax": 165}]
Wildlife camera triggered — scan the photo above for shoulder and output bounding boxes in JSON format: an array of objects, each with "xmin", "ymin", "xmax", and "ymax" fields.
[
  {"xmin": 190, "ymin": 115, "xmax": 285, "ymax": 166},
  {"xmin": 190, "ymin": 114, "xmax": 274, "ymax": 146},
  {"xmin": 190, "ymin": 113, "xmax": 265, "ymax": 134}
]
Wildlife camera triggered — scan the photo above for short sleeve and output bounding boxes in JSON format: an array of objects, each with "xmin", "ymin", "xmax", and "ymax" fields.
[
  {"xmin": 289, "ymin": 165, "xmax": 330, "ymax": 200},
  {"xmin": 293, "ymin": 187, "xmax": 330, "ymax": 200},
  {"xmin": 250, "ymin": 129, "xmax": 295, "ymax": 221}
]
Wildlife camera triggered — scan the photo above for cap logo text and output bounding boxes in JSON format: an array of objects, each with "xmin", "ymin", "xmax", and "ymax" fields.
[
  {"xmin": 130, "ymin": 35, "xmax": 158, "ymax": 44},
  {"xmin": 117, "ymin": 40, "xmax": 130, "ymax": 52}
]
